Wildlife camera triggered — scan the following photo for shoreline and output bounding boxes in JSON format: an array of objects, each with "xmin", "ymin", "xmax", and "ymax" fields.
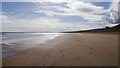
[
  {"xmin": 2, "ymin": 33, "xmax": 62, "ymax": 57},
  {"xmin": 3, "ymin": 33, "xmax": 118, "ymax": 66}
]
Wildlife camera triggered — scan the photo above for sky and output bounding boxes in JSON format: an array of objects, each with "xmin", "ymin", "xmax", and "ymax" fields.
[{"xmin": 1, "ymin": 0, "xmax": 119, "ymax": 32}]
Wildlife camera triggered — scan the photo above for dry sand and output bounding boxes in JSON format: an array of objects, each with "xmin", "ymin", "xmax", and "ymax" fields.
[{"xmin": 2, "ymin": 33, "xmax": 118, "ymax": 66}]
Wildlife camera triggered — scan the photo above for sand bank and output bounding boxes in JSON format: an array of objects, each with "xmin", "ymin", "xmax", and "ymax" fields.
[{"xmin": 2, "ymin": 33, "xmax": 118, "ymax": 66}]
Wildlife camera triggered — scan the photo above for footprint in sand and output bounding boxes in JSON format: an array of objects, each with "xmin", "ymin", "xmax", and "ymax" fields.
[
  {"xmin": 88, "ymin": 47, "xmax": 95, "ymax": 55},
  {"xmin": 60, "ymin": 50, "xmax": 62, "ymax": 53},
  {"xmin": 57, "ymin": 50, "xmax": 63, "ymax": 56},
  {"xmin": 90, "ymin": 48, "xmax": 93, "ymax": 50}
]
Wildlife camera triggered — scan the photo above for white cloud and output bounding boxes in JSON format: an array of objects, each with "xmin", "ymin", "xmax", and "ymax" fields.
[
  {"xmin": 0, "ymin": 12, "xmax": 13, "ymax": 24},
  {"xmin": 34, "ymin": 0, "xmax": 106, "ymax": 21},
  {"xmin": 35, "ymin": 0, "xmax": 69, "ymax": 3},
  {"xmin": 2, "ymin": 0, "xmax": 114, "ymax": 2},
  {"xmin": 110, "ymin": 0, "xmax": 119, "ymax": 11},
  {"xmin": 0, "ymin": 13, "xmax": 2, "ymax": 32},
  {"xmin": 1, "ymin": 1, "xmax": 113, "ymax": 32},
  {"xmin": 0, "ymin": 13, "xmax": 14, "ymax": 32},
  {"xmin": 105, "ymin": 0, "xmax": 120, "ymax": 24},
  {"xmin": 1, "ymin": 15, "xmax": 13, "ymax": 23},
  {"xmin": 2, "ymin": 16, "xmax": 103, "ymax": 32}
]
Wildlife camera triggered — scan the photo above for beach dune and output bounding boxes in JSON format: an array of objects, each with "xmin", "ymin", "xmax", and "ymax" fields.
[{"xmin": 2, "ymin": 33, "xmax": 118, "ymax": 66}]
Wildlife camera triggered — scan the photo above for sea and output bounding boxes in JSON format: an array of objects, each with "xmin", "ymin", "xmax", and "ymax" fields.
[{"xmin": 0, "ymin": 32, "xmax": 62, "ymax": 57}]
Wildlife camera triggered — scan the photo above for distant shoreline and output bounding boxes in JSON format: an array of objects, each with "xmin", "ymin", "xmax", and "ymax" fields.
[
  {"xmin": 63, "ymin": 32, "xmax": 120, "ymax": 35},
  {"xmin": 63, "ymin": 24, "xmax": 120, "ymax": 33},
  {"xmin": 1, "ymin": 24, "xmax": 120, "ymax": 33}
]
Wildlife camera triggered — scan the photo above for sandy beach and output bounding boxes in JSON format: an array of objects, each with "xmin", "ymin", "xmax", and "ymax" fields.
[{"xmin": 2, "ymin": 33, "xmax": 118, "ymax": 66}]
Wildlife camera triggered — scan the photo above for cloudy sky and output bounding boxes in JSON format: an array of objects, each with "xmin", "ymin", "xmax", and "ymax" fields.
[{"xmin": 1, "ymin": 0, "xmax": 119, "ymax": 32}]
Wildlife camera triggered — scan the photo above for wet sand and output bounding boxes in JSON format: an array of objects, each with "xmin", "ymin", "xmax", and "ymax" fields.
[{"xmin": 2, "ymin": 33, "xmax": 118, "ymax": 66}]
